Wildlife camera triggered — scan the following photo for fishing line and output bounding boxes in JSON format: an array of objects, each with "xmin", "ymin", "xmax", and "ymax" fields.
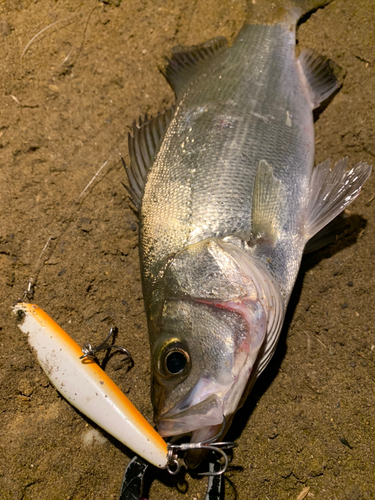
[
  {"xmin": 21, "ymin": 7, "xmax": 97, "ymax": 69},
  {"xmin": 17, "ymin": 154, "xmax": 119, "ymax": 304}
]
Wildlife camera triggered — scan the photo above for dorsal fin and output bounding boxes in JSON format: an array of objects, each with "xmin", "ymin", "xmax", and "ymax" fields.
[
  {"xmin": 162, "ymin": 36, "xmax": 228, "ymax": 99},
  {"xmin": 123, "ymin": 106, "xmax": 175, "ymax": 210},
  {"xmin": 298, "ymin": 48, "xmax": 345, "ymax": 109},
  {"xmin": 250, "ymin": 160, "xmax": 286, "ymax": 246}
]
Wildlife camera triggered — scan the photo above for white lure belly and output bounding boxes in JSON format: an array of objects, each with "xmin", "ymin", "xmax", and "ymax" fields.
[{"xmin": 13, "ymin": 302, "xmax": 168, "ymax": 469}]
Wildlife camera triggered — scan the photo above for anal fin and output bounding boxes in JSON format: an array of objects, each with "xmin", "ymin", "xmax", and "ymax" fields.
[
  {"xmin": 298, "ymin": 48, "xmax": 345, "ymax": 109},
  {"xmin": 304, "ymin": 158, "xmax": 371, "ymax": 241},
  {"xmin": 250, "ymin": 160, "xmax": 286, "ymax": 246}
]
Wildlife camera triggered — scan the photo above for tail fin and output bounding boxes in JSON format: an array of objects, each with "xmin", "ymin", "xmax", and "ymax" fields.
[{"xmin": 245, "ymin": 0, "xmax": 333, "ymax": 25}]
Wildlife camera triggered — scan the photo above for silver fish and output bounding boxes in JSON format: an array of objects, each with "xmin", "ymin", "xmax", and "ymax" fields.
[{"xmin": 124, "ymin": 0, "xmax": 371, "ymax": 454}]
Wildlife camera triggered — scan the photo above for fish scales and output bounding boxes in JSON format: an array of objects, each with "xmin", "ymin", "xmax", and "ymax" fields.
[{"xmin": 141, "ymin": 24, "xmax": 312, "ymax": 303}]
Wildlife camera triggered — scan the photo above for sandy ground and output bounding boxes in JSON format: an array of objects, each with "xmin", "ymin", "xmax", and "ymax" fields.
[{"xmin": 1, "ymin": 1, "xmax": 375, "ymax": 499}]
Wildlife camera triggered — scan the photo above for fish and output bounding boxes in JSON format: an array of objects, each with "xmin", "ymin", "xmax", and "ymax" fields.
[{"xmin": 123, "ymin": 0, "xmax": 371, "ymax": 460}]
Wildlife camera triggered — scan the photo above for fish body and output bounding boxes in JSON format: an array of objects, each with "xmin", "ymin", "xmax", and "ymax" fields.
[
  {"xmin": 142, "ymin": 23, "xmax": 311, "ymax": 304},
  {"xmin": 125, "ymin": 0, "xmax": 371, "ymax": 447}
]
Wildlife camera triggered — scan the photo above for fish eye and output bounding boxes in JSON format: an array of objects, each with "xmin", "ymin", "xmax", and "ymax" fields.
[
  {"xmin": 165, "ymin": 349, "xmax": 188, "ymax": 374},
  {"xmin": 157, "ymin": 338, "xmax": 190, "ymax": 378}
]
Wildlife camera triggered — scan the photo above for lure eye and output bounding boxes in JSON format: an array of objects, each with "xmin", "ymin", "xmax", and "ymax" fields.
[{"xmin": 165, "ymin": 350, "xmax": 188, "ymax": 374}]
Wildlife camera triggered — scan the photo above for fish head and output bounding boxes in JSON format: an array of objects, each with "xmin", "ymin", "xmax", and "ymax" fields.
[{"xmin": 150, "ymin": 238, "xmax": 272, "ymax": 443}]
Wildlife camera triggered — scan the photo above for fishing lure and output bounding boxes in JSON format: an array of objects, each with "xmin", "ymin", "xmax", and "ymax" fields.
[{"xmin": 13, "ymin": 302, "xmax": 169, "ymax": 468}]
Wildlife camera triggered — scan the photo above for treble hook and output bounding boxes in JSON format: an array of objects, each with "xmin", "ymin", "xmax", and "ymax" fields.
[
  {"xmin": 80, "ymin": 326, "xmax": 133, "ymax": 363},
  {"xmin": 166, "ymin": 416, "xmax": 237, "ymax": 476}
]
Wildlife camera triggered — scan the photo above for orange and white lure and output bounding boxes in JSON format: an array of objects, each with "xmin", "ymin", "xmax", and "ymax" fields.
[{"xmin": 13, "ymin": 302, "xmax": 169, "ymax": 469}]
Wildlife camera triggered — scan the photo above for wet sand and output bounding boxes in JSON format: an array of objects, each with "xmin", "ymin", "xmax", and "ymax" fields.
[{"xmin": 0, "ymin": 1, "xmax": 374, "ymax": 498}]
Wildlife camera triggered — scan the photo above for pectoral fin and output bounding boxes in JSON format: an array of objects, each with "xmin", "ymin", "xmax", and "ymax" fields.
[
  {"xmin": 250, "ymin": 160, "xmax": 286, "ymax": 246},
  {"xmin": 304, "ymin": 158, "xmax": 371, "ymax": 241}
]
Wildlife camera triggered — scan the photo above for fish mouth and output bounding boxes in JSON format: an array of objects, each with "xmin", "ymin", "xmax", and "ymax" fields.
[
  {"xmin": 155, "ymin": 381, "xmax": 229, "ymax": 469},
  {"xmin": 156, "ymin": 381, "xmax": 224, "ymax": 437}
]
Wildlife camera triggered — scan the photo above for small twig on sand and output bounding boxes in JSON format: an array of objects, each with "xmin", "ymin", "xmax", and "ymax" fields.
[
  {"xmin": 314, "ymin": 336, "xmax": 327, "ymax": 349},
  {"xmin": 71, "ymin": 8, "xmax": 96, "ymax": 65},
  {"xmin": 10, "ymin": 94, "xmax": 39, "ymax": 109},
  {"xmin": 21, "ymin": 16, "xmax": 76, "ymax": 62},
  {"xmin": 21, "ymin": 8, "xmax": 96, "ymax": 67},
  {"xmin": 10, "ymin": 95, "xmax": 21, "ymax": 105},
  {"xmin": 305, "ymin": 331, "xmax": 311, "ymax": 354},
  {"xmin": 366, "ymin": 195, "xmax": 374, "ymax": 206},
  {"xmin": 296, "ymin": 486, "xmax": 310, "ymax": 500},
  {"xmin": 74, "ymin": 158, "xmax": 110, "ymax": 205}
]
